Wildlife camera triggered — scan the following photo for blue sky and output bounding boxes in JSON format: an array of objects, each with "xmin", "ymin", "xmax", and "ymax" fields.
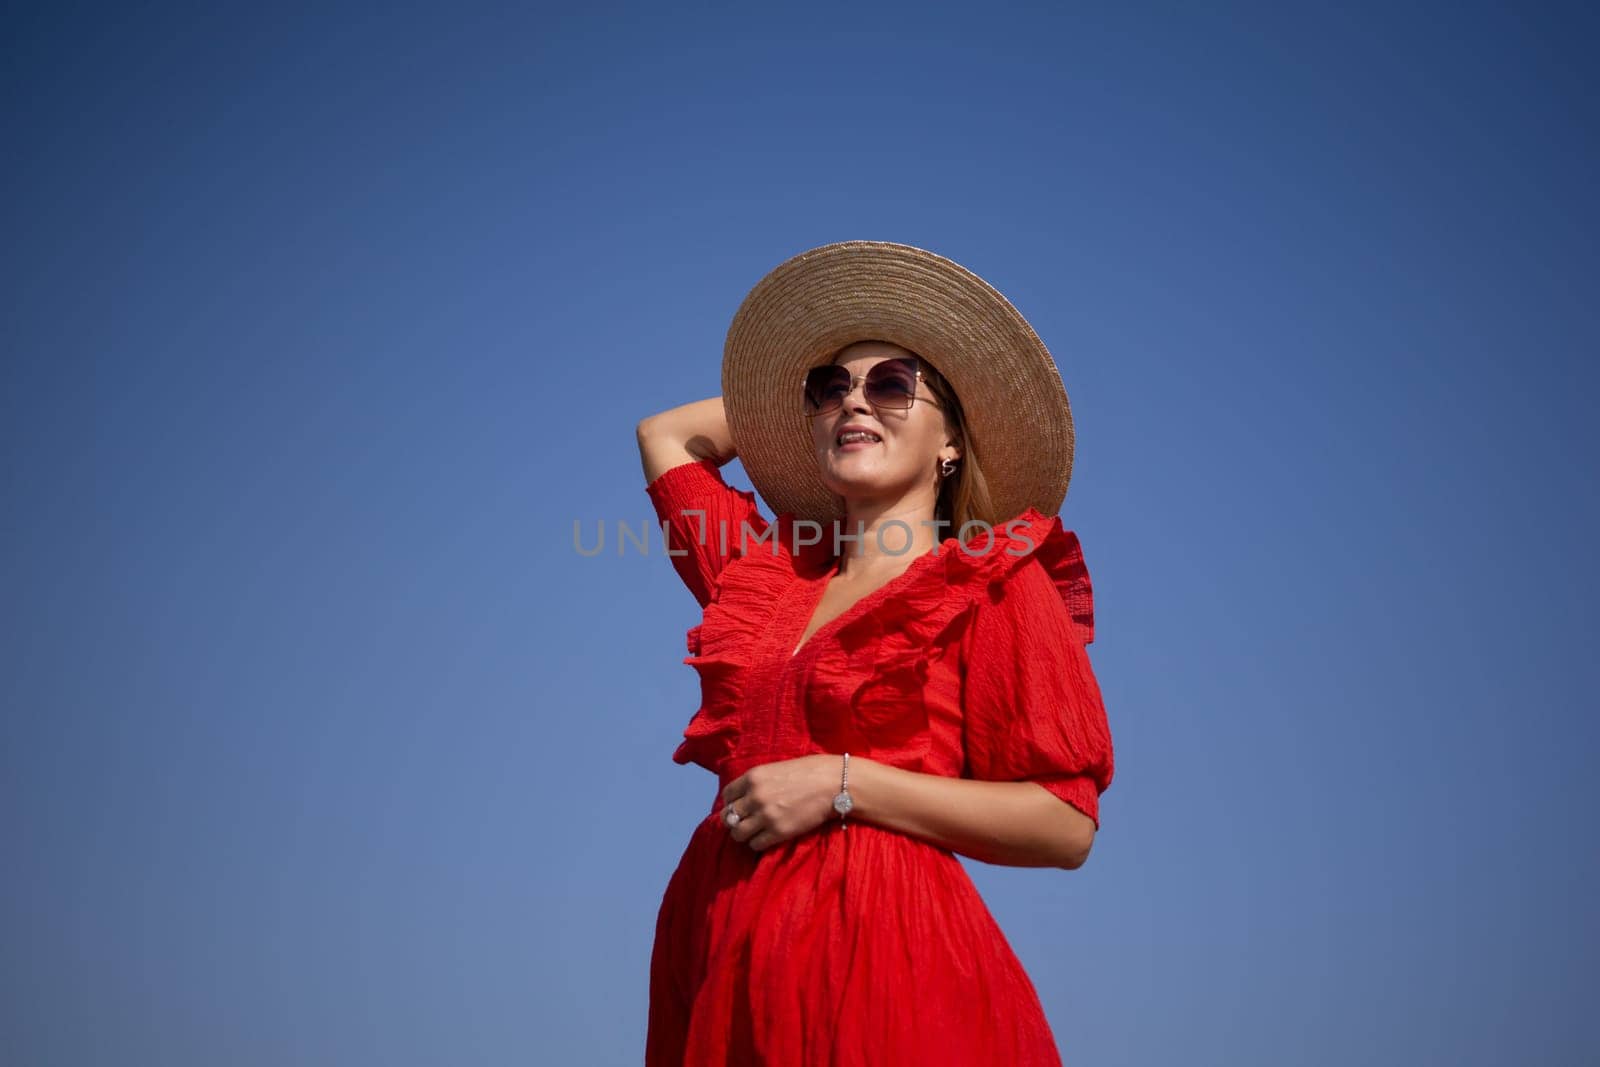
[{"xmin": 3, "ymin": 3, "xmax": 1596, "ymax": 1064}]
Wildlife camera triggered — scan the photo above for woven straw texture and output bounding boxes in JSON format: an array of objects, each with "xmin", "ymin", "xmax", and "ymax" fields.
[{"xmin": 721, "ymin": 240, "xmax": 1076, "ymax": 525}]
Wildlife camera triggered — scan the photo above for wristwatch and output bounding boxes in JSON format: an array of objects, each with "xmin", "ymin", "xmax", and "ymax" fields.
[{"xmin": 832, "ymin": 752, "xmax": 853, "ymax": 826}]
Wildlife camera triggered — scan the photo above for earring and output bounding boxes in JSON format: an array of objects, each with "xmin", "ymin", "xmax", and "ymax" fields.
[{"xmin": 939, "ymin": 457, "xmax": 957, "ymax": 477}]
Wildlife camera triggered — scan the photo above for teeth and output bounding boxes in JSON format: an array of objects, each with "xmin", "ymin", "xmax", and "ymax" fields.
[{"xmin": 838, "ymin": 431, "xmax": 880, "ymax": 445}]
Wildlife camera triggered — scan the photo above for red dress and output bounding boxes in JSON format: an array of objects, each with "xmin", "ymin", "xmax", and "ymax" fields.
[{"xmin": 643, "ymin": 458, "xmax": 1114, "ymax": 1066}]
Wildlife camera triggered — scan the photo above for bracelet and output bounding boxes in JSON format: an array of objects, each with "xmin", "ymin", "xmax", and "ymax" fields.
[{"xmin": 831, "ymin": 751, "xmax": 853, "ymax": 828}]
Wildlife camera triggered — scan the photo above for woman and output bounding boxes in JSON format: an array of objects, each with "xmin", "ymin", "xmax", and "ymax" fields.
[{"xmin": 636, "ymin": 241, "xmax": 1114, "ymax": 1066}]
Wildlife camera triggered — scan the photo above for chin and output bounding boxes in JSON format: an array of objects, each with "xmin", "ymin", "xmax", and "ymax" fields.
[{"xmin": 821, "ymin": 458, "xmax": 904, "ymax": 498}]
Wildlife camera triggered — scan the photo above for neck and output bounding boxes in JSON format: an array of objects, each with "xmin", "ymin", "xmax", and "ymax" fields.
[{"xmin": 833, "ymin": 495, "xmax": 945, "ymax": 573}]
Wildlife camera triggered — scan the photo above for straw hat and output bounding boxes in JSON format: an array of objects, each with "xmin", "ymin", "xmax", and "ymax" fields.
[{"xmin": 721, "ymin": 239, "xmax": 1077, "ymax": 526}]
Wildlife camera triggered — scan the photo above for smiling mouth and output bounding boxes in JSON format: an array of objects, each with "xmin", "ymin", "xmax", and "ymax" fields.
[{"xmin": 835, "ymin": 430, "xmax": 882, "ymax": 446}]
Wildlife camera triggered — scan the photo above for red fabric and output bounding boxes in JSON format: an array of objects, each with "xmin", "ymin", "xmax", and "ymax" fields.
[{"xmin": 643, "ymin": 458, "xmax": 1115, "ymax": 1066}]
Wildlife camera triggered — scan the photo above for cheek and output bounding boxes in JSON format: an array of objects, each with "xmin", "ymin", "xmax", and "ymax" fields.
[{"xmin": 899, "ymin": 423, "xmax": 943, "ymax": 464}]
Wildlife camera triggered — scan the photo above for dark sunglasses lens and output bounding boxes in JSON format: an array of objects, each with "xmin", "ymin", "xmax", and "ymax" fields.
[
  {"xmin": 803, "ymin": 365, "xmax": 851, "ymax": 413},
  {"xmin": 864, "ymin": 361, "xmax": 917, "ymax": 408}
]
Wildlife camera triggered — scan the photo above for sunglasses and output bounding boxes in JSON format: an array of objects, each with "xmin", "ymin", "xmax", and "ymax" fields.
[{"xmin": 801, "ymin": 357, "xmax": 940, "ymax": 416}]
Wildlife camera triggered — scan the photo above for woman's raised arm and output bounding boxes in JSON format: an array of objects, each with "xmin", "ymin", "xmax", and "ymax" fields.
[
  {"xmin": 636, "ymin": 397, "xmax": 738, "ymax": 484},
  {"xmin": 637, "ymin": 396, "xmax": 770, "ymax": 607}
]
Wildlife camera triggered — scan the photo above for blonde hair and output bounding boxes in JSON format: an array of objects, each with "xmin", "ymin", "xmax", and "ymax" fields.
[{"xmin": 916, "ymin": 355, "xmax": 998, "ymax": 541}]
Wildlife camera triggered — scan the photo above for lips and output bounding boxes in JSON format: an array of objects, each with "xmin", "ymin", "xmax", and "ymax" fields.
[{"xmin": 835, "ymin": 424, "xmax": 882, "ymax": 446}]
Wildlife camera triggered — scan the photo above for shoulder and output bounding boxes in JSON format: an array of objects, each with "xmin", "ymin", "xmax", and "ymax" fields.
[{"xmin": 941, "ymin": 509, "xmax": 1096, "ymax": 645}]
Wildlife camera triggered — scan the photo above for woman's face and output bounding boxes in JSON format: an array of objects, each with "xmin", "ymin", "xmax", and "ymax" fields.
[{"xmin": 807, "ymin": 341, "xmax": 957, "ymax": 513}]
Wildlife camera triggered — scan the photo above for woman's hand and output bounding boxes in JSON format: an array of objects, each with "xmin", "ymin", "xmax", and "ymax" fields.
[{"xmin": 720, "ymin": 754, "xmax": 841, "ymax": 852}]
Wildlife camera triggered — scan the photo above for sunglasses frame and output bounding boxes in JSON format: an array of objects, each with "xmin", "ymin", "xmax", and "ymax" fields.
[{"xmin": 800, "ymin": 356, "xmax": 942, "ymax": 417}]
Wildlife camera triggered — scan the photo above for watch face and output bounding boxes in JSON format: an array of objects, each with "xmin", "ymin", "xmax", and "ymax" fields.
[{"xmin": 833, "ymin": 792, "xmax": 853, "ymax": 815}]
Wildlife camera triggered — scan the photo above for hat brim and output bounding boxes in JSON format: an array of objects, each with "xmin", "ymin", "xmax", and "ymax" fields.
[{"xmin": 721, "ymin": 240, "xmax": 1076, "ymax": 526}]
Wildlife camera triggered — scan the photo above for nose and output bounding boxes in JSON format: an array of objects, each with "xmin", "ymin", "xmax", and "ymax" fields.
[{"xmin": 840, "ymin": 375, "xmax": 873, "ymax": 414}]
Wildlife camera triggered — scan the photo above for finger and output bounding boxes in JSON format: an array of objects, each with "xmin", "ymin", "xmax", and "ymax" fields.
[
  {"xmin": 747, "ymin": 828, "xmax": 782, "ymax": 851},
  {"xmin": 721, "ymin": 775, "xmax": 749, "ymax": 806},
  {"xmin": 728, "ymin": 809, "xmax": 766, "ymax": 843}
]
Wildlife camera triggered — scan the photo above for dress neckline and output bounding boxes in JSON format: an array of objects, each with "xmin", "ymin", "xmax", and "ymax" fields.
[{"xmin": 787, "ymin": 545, "xmax": 947, "ymax": 661}]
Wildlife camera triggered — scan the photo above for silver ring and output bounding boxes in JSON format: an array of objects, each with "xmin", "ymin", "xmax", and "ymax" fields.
[{"xmin": 724, "ymin": 808, "xmax": 741, "ymax": 827}]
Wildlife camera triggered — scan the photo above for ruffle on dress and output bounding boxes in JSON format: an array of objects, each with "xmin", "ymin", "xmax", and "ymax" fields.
[
  {"xmin": 645, "ymin": 457, "xmax": 770, "ymax": 609},
  {"xmin": 670, "ymin": 517, "xmax": 801, "ymax": 768},
  {"xmin": 957, "ymin": 516, "xmax": 1114, "ymax": 827},
  {"xmin": 672, "ymin": 506, "xmax": 1101, "ymax": 780}
]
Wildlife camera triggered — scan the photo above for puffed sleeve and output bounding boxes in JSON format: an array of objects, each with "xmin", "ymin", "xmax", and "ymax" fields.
[
  {"xmin": 645, "ymin": 457, "xmax": 770, "ymax": 608},
  {"xmin": 960, "ymin": 555, "xmax": 1115, "ymax": 828}
]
